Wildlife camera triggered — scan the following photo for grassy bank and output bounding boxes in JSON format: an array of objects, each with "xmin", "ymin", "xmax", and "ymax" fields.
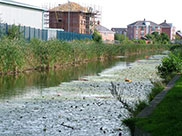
[
  {"xmin": 123, "ymin": 81, "xmax": 165, "ymax": 135},
  {"xmin": 0, "ymin": 37, "xmax": 170, "ymax": 75},
  {"xmin": 132, "ymin": 76, "xmax": 182, "ymax": 136}
]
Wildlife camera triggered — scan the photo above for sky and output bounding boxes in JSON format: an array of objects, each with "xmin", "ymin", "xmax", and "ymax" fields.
[{"xmin": 15, "ymin": 0, "xmax": 182, "ymax": 31}]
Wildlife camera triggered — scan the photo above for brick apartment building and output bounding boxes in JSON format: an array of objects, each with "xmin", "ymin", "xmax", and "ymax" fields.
[
  {"xmin": 127, "ymin": 19, "xmax": 175, "ymax": 40},
  {"xmin": 127, "ymin": 19, "xmax": 161, "ymax": 40},
  {"xmin": 49, "ymin": 2, "xmax": 97, "ymax": 34}
]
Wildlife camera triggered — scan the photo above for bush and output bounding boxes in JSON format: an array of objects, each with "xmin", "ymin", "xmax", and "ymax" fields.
[
  {"xmin": 92, "ymin": 30, "xmax": 102, "ymax": 43},
  {"xmin": 157, "ymin": 52, "xmax": 182, "ymax": 77},
  {"xmin": 7, "ymin": 24, "xmax": 22, "ymax": 40}
]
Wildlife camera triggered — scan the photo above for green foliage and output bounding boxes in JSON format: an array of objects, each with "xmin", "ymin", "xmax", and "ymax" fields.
[
  {"xmin": 114, "ymin": 33, "xmax": 128, "ymax": 42},
  {"xmin": 7, "ymin": 24, "xmax": 22, "ymax": 40},
  {"xmin": 148, "ymin": 81, "xmax": 164, "ymax": 101},
  {"xmin": 132, "ymin": 39, "xmax": 146, "ymax": 44},
  {"xmin": 146, "ymin": 32, "xmax": 170, "ymax": 44},
  {"xmin": 0, "ymin": 38, "xmax": 25, "ymax": 73},
  {"xmin": 133, "ymin": 101, "xmax": 148, "ymax": 116},
  {"xmin": 0, "ymin": 38, "xmax": 170, "ymax": 74},
  {"xmin": 123, "ymin": 118, "xmax": 137, "ymax": 136},
  {"xmin": 92, "ymin": 30, "xmax": 102, "ymax": 43},
  {"xmin": 157, "ymin": 53, "xmax": 182, "ymax": 78}
]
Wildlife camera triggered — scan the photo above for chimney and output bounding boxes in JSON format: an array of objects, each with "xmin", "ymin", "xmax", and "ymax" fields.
[
  {"xmin": 97, "ymin": 21, "xmax": 100, "ymax": 25},
  {"xmin": 144, "ymin": 18, "xmax": 146, "ymax": 22},
  {"xmin": 164, "ymin": 20, "xmax": 166, "ymax": 23}
]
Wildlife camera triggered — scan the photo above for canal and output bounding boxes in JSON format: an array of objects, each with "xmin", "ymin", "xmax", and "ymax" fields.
[{"xmin": 0, "ymin": 52, "xmax": 166, "ymax": 136}]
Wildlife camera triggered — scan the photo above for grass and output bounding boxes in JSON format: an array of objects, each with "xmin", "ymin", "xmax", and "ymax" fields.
[
  {"xmin": 123, "ymin": 81, "xmax": 165, "ymax": 136},
  {"xmin": 128, "ymin": 76, "xmax": 182, "ymax": 136}
]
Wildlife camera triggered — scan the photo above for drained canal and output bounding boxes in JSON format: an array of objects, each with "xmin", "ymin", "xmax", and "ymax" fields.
[{"xmin": 0, "ymin": 52, "xmax": 167, "ymax": 136}]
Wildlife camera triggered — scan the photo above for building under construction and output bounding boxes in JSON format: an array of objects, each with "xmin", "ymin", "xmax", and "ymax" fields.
[{"xmin": 49, "ymin": 2, "xmax": 100, "ymax": 34}]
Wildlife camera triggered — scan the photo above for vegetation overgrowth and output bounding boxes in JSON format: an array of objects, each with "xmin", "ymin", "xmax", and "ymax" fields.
[
  {"xmin": 0, "ymin": 36, "xmax": 170, "ymax": 75},
  {"xmin": 0, "ymin": 25, "xmax": 170, "ymax": 75}
]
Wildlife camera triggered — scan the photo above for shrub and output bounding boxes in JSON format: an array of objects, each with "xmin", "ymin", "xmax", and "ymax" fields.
[
  {"xmin": 157, "ymin": 53, "xmax": 182, "ymax": 77},
  {"xmin": 7, "ymin": 24, "xmax": 22, "ymax": 40},
  {"xmin": 92, "ymin": 30, "xmax": 102, "ymax": 43}
]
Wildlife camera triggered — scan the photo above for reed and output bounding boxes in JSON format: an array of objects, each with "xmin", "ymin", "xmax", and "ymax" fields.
[{"xmin": 0, "ymin": 37, "xmax": 170, "ymax": 75}]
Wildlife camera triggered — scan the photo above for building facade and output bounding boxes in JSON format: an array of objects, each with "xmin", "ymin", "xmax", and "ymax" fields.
[
  {"xmin": 127, "ymin": 19, "xmax": 175, "ymax": 40},
  {"xmin": 0, "ymin": 0, "xmax": 46, "ymax": 29},
  {"xmin": 49, "ymin": 2, "xmax": 97, "ymax": 34},
  {"xmin": 127, "ymin": 19, "xmax": 161, "ymax": 40},
  {"xmin": 160, "ymin": 20, "xmax": 175, "ymax": 40},
  {"xmin": 95, "ymin": 25, "xmax": 115, "ymax": 43}
]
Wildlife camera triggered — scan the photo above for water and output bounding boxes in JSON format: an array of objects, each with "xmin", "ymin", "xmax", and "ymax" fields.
[{"xmin": 0, "ymin": 53, "xmax": 155, "ymax": 101}]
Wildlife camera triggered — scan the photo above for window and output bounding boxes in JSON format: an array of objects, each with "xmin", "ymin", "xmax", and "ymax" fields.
[
  {"xmin": 136, "ymin": 36, "xmax": 138, "ymax": 39},
  {"xmin": 152, "ymin": 26, "xmax": 155, "ymax": 31},
  {"xmin": 136, "ymin": 26, "xmax": 139, "ymax": 29},
  {"xmin": 141, "ymin": 31, "xmax": 144, "ymax": 36},
  {"xmin": 136, "ymin": 30, "xmax": 138, "ymax": 34},
  {"xmin": 141, "ymin": 26, "xmax": 144, "ymax": 31},
  {"xmin": 158, "ymin": 26, "xmax": 160, "ymax": 30}
]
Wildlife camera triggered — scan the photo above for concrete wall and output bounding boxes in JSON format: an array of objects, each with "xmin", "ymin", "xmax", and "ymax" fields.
[{"xmin": 0, "ymin": 3, "xmax": 43, "ymax": 29}]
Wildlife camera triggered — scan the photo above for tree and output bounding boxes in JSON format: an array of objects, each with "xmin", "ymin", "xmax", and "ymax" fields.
[
  {"xmin": 92, "ymin": 30, "xmax": 102, "ymax": 43},
  {"xmin": 114, "ymin": 33, "xmax": 128, "ymax": 43},
  {"xmin": 160, "ymin": 32, "xmax": 169, "ymax": 44}
]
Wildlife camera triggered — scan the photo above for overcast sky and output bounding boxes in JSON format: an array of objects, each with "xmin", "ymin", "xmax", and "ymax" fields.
[{"xmin": 16, "ymin": 0, "xmax": 182, "ymax": 30}]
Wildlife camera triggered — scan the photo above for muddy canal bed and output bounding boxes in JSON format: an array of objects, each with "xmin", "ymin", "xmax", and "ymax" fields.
[{"xmin": 0, "ymin": 55, "xmax": 166, "ymax": 136}]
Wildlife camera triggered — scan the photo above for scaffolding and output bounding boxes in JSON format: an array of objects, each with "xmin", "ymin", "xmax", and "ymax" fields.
[{"xmin": 42, "ymin": 1, "xmax": 102, "ymax": 34}]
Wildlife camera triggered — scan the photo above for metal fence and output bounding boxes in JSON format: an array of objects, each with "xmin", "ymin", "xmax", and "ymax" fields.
[{"xmin": 0, "ymin": 23, "xmax": 92, "ymax": 41}]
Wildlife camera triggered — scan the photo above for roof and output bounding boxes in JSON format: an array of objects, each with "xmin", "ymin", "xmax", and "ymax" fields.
[
  {"xmin": 95, "ymin": 25, "xmax": 115, "ymax": 33},
  {"xmin": 111, "ymin": 28, "xmax": 127, "ymax": 32},
  {"xmin": 128, "ymin": 20, "xmax": 158, "ymax": 26},
  {"xmin": 49, "ymin": 2, "xmax": 88, "ymax": 12},
  {"xmin": 0, "ymin": 0, "xmax": 46, "ymax": 11},
  {"xmin": 176, "ymin": 31, "xmax": 182, "ymax": 38},
  {"xmin": 159, "ymin": 20, "xmax": 171, "ymax": 28}
]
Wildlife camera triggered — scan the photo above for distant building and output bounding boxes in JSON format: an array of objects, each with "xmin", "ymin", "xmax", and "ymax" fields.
[
  {"xmin": 127, "ymin": 19, "xmax": 176, "ymax": 40},
  {"xmin": 95, "ymin": 25, "xmax": 115, "ymax": 43},
  {"xmin": 49, "ymin": 2, "xmax": 97, "ymax": 34},
  {"xmin": 111, "ymin": 28, "xmax": 127, "ymax": 35},
  {"xmin": 160, "ymin": 20, "xmax": 175, "ymax": 40},
  {"xmin": 127, "ymin": 19, "xmax": 160, "ymax": 40},
  {"xmin": 0, "ymin": 0, "xmax": 46, "ymax": 29}
]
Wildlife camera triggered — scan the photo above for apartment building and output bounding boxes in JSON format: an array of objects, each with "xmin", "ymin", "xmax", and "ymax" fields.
[
  {"xmin": 127, "ymin": 19, "xmax": 175, "ymax": 40},
  {"xmin": 49, "ymin": 2, "xmax": 97, "ymax": 34},
  {"xmin": 127, "ymin": 19, "xmax": 161, "ymax": 40}
]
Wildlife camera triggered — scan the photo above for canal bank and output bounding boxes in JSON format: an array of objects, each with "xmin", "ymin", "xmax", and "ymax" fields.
[{"xmin": 0, "ymin": 52, "xmax": 167, "ymax": 136}]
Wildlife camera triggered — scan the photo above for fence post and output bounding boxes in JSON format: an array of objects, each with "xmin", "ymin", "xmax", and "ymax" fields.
[
  {"xmin": 28, "ymin": 27, "xmax": 31, "ymax": 41},
  {"xmin": 34, "ymin": 28, "xmax": 36, "ymax": 38},
  {"xmin": 5, "ymin": 23, "xmax": 8, "ymax": 35}
]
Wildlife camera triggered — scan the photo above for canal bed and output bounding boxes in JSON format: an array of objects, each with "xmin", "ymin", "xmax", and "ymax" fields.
[{"xmin": 0, "ymin": 52, "xmax": 167, "ymax": 136}]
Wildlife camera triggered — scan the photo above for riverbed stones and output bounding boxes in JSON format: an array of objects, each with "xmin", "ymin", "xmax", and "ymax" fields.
[{"xmin": 0, "ymin": 54, "xmax": 164, "ymax": 136}]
